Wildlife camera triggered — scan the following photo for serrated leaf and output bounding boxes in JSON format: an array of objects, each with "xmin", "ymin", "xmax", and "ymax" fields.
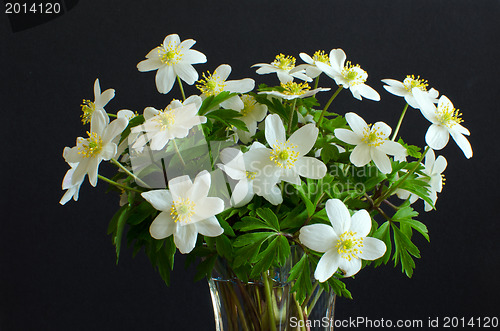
[
  {"xmin": 276, "ymin": 235, "xmax": 291, "ymax": 266},
  {"xmin": 114, "ymin": 205, "xmax": 130, "ymax": 264},
  {"xmin": 250, "ymin": 237, "xmax": 280, "ymax": 278},
  {"xmin": 327, "ymin": 277, "xmax": 353, "ymax": 299},
  {"xmin": 127, "ymin": 201, "xmax": 156, "ymax": 225},
  {"xmin": 256, "ymin": 208, "xmax": 280, "ymax": 231},
  {"xmin": 216, "ymin": 235, "xmax": 233, "ymax": 260},
  {"xmin": 233, "ymin": 216, "xmax": 277, "ymax": 232},
  {"xmin": 372, "ymin": 221, "xmax": 392, "ymax": 266},
  {"xmin": 288, "ymin": 254, "xmax": 312, "ymax": 304},
  {"xmin": 194, "ymin": 254, "xmax": 218, "ymax": 282},
  {"xmin": 392, "ymin": 223, "xmax": 420, "ymax": 277}
]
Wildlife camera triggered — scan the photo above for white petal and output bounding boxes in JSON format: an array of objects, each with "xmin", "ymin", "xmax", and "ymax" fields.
[
  {"xmin": 314, "ymin": 249, "xmax": 341, "ymax": 283},
  {"xmin": 195, "ymin": 216, "xmax": 224, "ymax": 237},
  {"xmin": 260, "ymin": 184, "xmax": 283, "ymax": 205},
  {"xmin": 345, "ymin": 112, "xmax": 368, "ymax": 136},
  {"xmin": 349, "ymin": 210, "xmax": 371, "ymax": 237},
  {"xmin": 413, "ymin": 89, "xmax": 438, "ymax": 123},
  {"xmin": 103, "ymin": 118, "xmax": 128, "ymax": 143},
  {"xmin": 149, "ymin": 211, "xmax": 176, "ymax": 239},
  {"xmin": 175, "ymin": 63, "xmax": 198, "ymax": 85},
  {"xmin": 334, "ymin": 128, "xmax": 362, "ymax": 145},
  {"xmin": 350, "ymin": 144, "xmax": 371, "ymax": 167},
  {"xmin": 295, "ymin": 157, "xmax": 327, "ymax": 179},
  {"xmin": 141, "ymin": 190, "xmax": 173, "ymax": 212},
  {"xmin": 325, "ymin": 199, "xmax": 351, "ymax": 235},
  {"xmin": 382, "ymin": 79, "xmax": 407, "ymax": 97},
  {"xmin": 299, "ymin": 224, "xmax": 337, "ymax": 252},
  {"xmin": 137, "ymin": 58, "xmax": 162, "ymax": 72},
  {"xmin": 299, "ymin": 52, "xmax": 314, "ymax": 64},
  {"xmin": 433, "ymin": 155, "xmax": 447, "ymax": 175},
  {"xmin": 163, "ymin": 34, "xmax": 180, "ymax": 47},
  {"xmin": 277, "ymin": 71, "xmax": 293, "ymax": 83},
  {"xmin": 221, "ymin": 95, "xmax": 244, "ymax": 110},
  {"xmin": 178, "ymin": 38, "xmax": 195, "ymax": 50},
  {"xmin": 182, "ymin": 49, "xmax": 207, "ymax": 64},
  {"xmin": 288, "ymin": 123, "xmax": 318, "ymax": 156},
  {"xmin": 225, "ymin": 78, "xmax": 255, "ymax": 93},
  {"xmin": 379, "ymin": 140, "xmax": 407, "ymax": 157},
  {"xmin": 371, "ymin": 148, "xmax": 392, "ymax": 174},
  {"xmin": 193, "ymin": 197, "xmax": 224, "ymax": 222},
  {"xmin": 188, "ymin": 170, "xmax": 212, "ymax": 201},
  {"xmin": 338, "ymin": 256, "xmax": 362, "ymax": 277},
  {"xmin": 372, "ymin": 121, "xmax": 391, "ymax": 139},
  {"xmin": 174, "ymin": 224, "xmax": 198, "ymax": 254},
  {"xmin": 450, "ymin": 129, "xmax": 473, "ymax": 159},
  {"xmin": 279, "ymin": 168, "xmax": 301, "ymax": 185},
  {"xmin": 231, "ymin": 180, "xmax": 254, "ymax": 207},
  {"xmin": 425, "ymin": 124, "xmax": 450, "ymax": 150},
  {"xmin": 265, "ymin": 114, "xmax": 286, "ymax": 145},
  {"xmin": 155, "ymin": 66, "xmax": 176, "ymax": 94},
  {"xmin": 424, "ymin": 148, "xmax": 436, "ymax": 169},
  {"xmin": 356, "ymin": 84, "xmax": 380, "ymax": 101},
  {"xmin": 358, "ymin": 237, "xmax": 386, "ymax": 260},
  {"xmin": 87, "ymin": 157, "xmax": 100, "ymax": 187},
  {"xmin": 328, "ymin": 49, "xmax": 346, "ymax": 72},
  {"xmin": 168, "ymin": 175, "xmax": 193, "ymax": 200}
]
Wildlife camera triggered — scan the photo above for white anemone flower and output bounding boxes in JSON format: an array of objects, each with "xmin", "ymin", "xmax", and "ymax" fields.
[
  {"xmin": 245, "ymin": 114, "xmax": 327, "ymax": 186},
  {"xmin": 59, "ymin": 163, "xmax": 84, "ymax": 205},
  {"xmin": 396, "ymin": 149, "xmax": 447, "ymax": 211},
  {"xmin": 316, "ymin": 49, "xmax": 380, "ymax": 101},
  {"xmin": 63, "ymin": 110, "xmax": 128, "ymax": 186},
  {"xmin": 382, "ymin": 75, "xmax": 439, "ymax": 108},
  {"xmin": 334, "ymin": 112, "xmax": 407, "ymax": 174},
  {"xmin": 252, "ymin": 54, "xmax": 312, "ymax": 83},
  {"xmin": 235, "ymin": 95, "xmax": 267, "ymax": 144},
  {"xmin": 137, "ymin": 34, "xmax": 207, "ymax": 94},
  {"xmin": 299, "ymin": 199, "xmax": 386, "ymax": 281},
  {"xmin": 196, "ymin": 64, "xmax": 255, "ymax": 110},
  {"xmin": 131, "ymin": 95, "xmax": 206, "ymax": 151},
  {"xmin": 80, "ymin": 78, "xmax": 115, "ymax": 124},
  {"xmin": 259, "ymin": 82, "xmax": 330, "ymax": 100},
  {"xmin": 299, "ymin": 50, "xmax": 331, "ymax": 79},
  {"xmin": 218, "ymin": 143, "xmax": 283, "ymax": 207},
  {"xmin": 413, "ymin": 90, "xmax": 472, "ymax": 159},
  {"xmin": 141, "ymin": 171, "xmax": 224, "ymax": 254}
]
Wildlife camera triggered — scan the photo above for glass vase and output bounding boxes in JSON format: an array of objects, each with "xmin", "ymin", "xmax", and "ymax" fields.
[{"xmin": 208, "ymin": 248, "xmax": 336, "ymax": 331}]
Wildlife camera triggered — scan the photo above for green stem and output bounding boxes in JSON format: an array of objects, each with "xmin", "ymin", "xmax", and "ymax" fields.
[
  {"xmin": 318, "ymin": 86, "xmax": 343, "ymax": 126},
  {"xmin": 110, "ymin": 158, "xmax": 150, "ymax": 188},
  {"xmin": 97, "ymin": 175, "xmax": 143, "ymax": 193},
  {"xmin": 293, "ymin": 292, "xmax": 307, "ymax": 331},
  {"xmin": 171, "ymin": 139, "xmax": 186, "ymax": 167},
  {"xmin": 306, "ymin": 287, "xmax": 324, "ymax": 315},
  {"xmin": 373, "ymin": 146, "xmax": 430, "ymax": 206},
  {"xmin": 391, "ymin": 103, "xmax": 409, "ymax": 141},
  {"xmin": 177, "ymin": 76, "xmax": 186, "ymax": 101},
  {"xmin": 287, "ymin": 99, "xmax": 298, "ymax": 135},
  {"xmin": 107, "ymin": 113, "xmax": 117, "ymax": 118},
  {"xmin": 313, "ymin": 76, "xmax": 319, "ymax": 89},
  {"xmin": 262, "ymin": 272, "xmax": 277, "ymax": 331}
]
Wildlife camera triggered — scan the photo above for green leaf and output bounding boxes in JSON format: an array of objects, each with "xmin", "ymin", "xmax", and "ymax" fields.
[
  {"xmin": 198, "ymin": 91, "xmax": 235, "ymax": 115},
  {"xmin": 194, "ymin": 254, "xmax": 218, "ymax": 282},
  {"xmin": 295, "ymin": 185, "xmax": 315, "ymax": 218},
  {"xmin": 276, "ymin": 235, "xmax": 291, "ymax": 266},
  {"xmin": 233, "ymin": 232, "xmax": 276, "ymax": 267},
  {"xmin": 218, "ymin": 218, "xmax": 236, "ymax": 237},
  {"xmin": 233, "ymin": 232, "xmax": 276, "ymax": 247},
  {"xmin": 256, "ymin": 208, "xmax": 280, "ymax": 231},
  {"xmin": 392, "ymin": 223, "xmax": 420, "ymax": 278},
  {"xmin": 216, "ymin": 235, "xmax": 233, "ymax": 260},
  {"xmin": 396, "ymin": 218, "xmax": 430, "ymax": 242},
  {"xmin": 372, "ymin": 221, "xmax": 392, "ymax": 267},
  {"xmin": 114, "ymin": 205, "xmax": 130, "ymax": 264},
  {"xmin": 250, "ymin": 237, "xmax": 280, "ymax": 278},
  {"xmin": 327, "ymin": 277, "xmax": 353, "ymax": 299},
  {"xmin": 288, "ymin": 254, "xmax": 313, "ymax": 304},
  {"xmin": 127, "ymin": 201, "xmax": 156, "ymax": 225},
  {"xmin": 233, "ymin": 216, "xmax": 277, "ymax": 232}
]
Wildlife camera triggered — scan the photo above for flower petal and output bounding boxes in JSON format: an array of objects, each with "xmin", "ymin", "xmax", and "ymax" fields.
[
  {"xmin": 155, "ymin": 65, "xmax": 176, "ymax": 94},
  {"xmin": 141, "ymin": 189, "xmax": 173, "ymax": 212},
  {"xmin": 137, "ymin": 58, "xmax": 162, "ymax": 72},
  {"xmin": 299, "ymin": 224, "xmax": 337, "ymax": 253},
  {"xmin": 379, "ymin": 140, "xmax": 407, "ymax": 157},
  {"xmin": 345, "ymin": 112, "xmax": 368, "ymax": 136},
  {"xmin": 329, "ymin": 49, "xmax": 346, "ymax": 72},
  {"xmin": 356, "ymin": 84, "xmax": 380, "ymax": 101},
  {"xmin": 334, "ymin": 128, "xmax": 362, "ymax": 145},
  {"xmin": 265, "ymin": 114, "xmax": 286, "ymax": 145},
  {"xmin": 349, "ymin": 210, "xmax": 371, "ymax": 237},
  {"xmin": 195, "ymin": 216, "xmax": 224, "ymax": 237},
  {"xmin": 175, "ymin": 63, "xmax": 198, "ymax": 85},
  {"xmin": 215, "ymin": 64, "xmax": 232, "ymax": 82},
  {"xmin": 350, "ymin": 144, "xmax": 371, "ymax": 167},
  {"xmin": 450, "ymin": 129, "xmax": 473, "ymax": 159},
  {"xmin": 183, "ymin": 49, "xmax": 207, "ymax": 64},
  {"xmin": 338, "ymin": 256, "xmax": 362, "ymax": 277},
  {"xmin": 288, "ymin": 123, "xmax": 318, "ymax": 156},
  {"xmin": 314, "ymin": 249, "xmax": 341, "ymax": 282},
  {"xmin": 188, "ymin": 170, "xmax": 212, "ymax": 201},
  {"xmin": 174, "ymin": 224, "xmax": 198, "ymax": 254},
  {"xmin": 225, "ymin": 78, "xmax": 255, "ymax": 93},
  {"xmin": 370, "ymin": 148, "xmax": 392, "ymax": 174},
  {"xmin": 358, "ymin": 237, "xmax": 386, "ymax": 260},
  {"xmin": 295, "ymin": 157, "xmax": 327, "ymax": 179},
  {"xmin": 149, "ymin": 211, "xmax": 176, "ymax": 239},
  {"xmin": 433, "ymin": 155, "xmax": 448, "ymax": 175},
  {"xmin": 325, "ymin": 199, "xmax": 351, "ymax": 235},
  {"xmin": 425, "ymin": 124, "xmax": 450, "ymax": 150}
]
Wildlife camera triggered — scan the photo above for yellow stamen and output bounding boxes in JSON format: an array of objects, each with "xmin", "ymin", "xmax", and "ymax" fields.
[
  {"xmin": 154, "ymin": 106, "xmax": 177, "ymax": 130},
  {"xmin": 403, "ymin": 75, "xmax": 429, "ymax": 92},
  {"xmin": 196, "ymin": 71, "xmax": 226, "ymax": 96},
  {"xmin": 436, "ymin": 103, "xmax": 463, "ymax": 128},
  {"xmin": 272, "ymin": 54, "xmax": 296, "ymax": 71},
  {"xmin": 170, "ymin": 197, "xmax": 196, "ymax": 223},
  {"xmin": 341, "ymin": 61, "xmax": 367, "ymax": 85},
  {"xmin": 158, "ymin": 43, "xmax": 182, "ymax": 65},
  {"xmin": 281, "ymin": 82, "xmax": 310, "ymax": 95},
  {"xmin": 81, "ymin": 99, "xmax": 95, "ymax": 124},
  {"xmin": 312, "ymin": 50, "xmax": 329, "ymax": 63},
  {"xmin": 269, "ymin": 142, "xmax": 299, "ymax": 169},
  {"xmin": 336, "ymin": 231, "xmax": 364, "ymax": 261},
  {"xmin": 361, "ymin": 126, "xmax": 385, "ymax": 147},
  {"xmin": 78, "ymin": 131, "xmax": 103, "ymax": 158},
  {"xmin": 240, "ymin": 95, "xmax": 256, "ymax": 117}
]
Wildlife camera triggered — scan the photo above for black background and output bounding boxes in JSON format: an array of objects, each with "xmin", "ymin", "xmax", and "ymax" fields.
[{"xmin": 1, "ymin": 0, "xmax": 499, "ymax": 330}]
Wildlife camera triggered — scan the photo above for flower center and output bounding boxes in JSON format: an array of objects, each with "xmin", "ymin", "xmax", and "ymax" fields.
[
  {"xmin": 436, "ymin": 103, "xmax": 463, "ymax": 128},
  {"xmin": 281, "ymin": 82, "xmax": 311, "ymax": 95},
  {"xmin": 158, "ymin": 43, "xmax": 182, "ymax": 65},
  {"xmin": 361, "ymin": 126, "xmax": 385, "ymax": 147},
  {"xmin": 336, "ymin": 231, "xmax": 364, "ymax": 261},
  {"xmin": 170, "ymin": 197, "xmax": 196, "ymax": 223},
  {"xmin": 81, "ymin": 99, "xmax": 95, "ymax": 124},
  {"xmin": 272, "ymin": 54, "xmax": 296, "ymax": 71},
  {"xmin": 155, "ymin": 107, "xmax": 176, "ymax": 130},
  {"xmin": 270, "ymin": 142, "xmax": 299, "ymax": 169},
  {"xmin": 312, "ymin": 50, "xmax": 329, "ymax": 63},
  {"xmin": 196, "ymin": 71, "xmax": 226, "ymax": 96},
  {"xmin": 341, "ymin": 61, "xmax": 367, "ymax": 85},
  {"xmin": 240, "ymin": 95, "xmax": 256, "ymax": 117},
  {"xmin": 403, "ymin": 75, "xmax": 428, "ymax": 92},
  {"xmin": 78, "ymin": 131, "xmax": 103, "ymax": 158},
  {"xmin": 245, "ymin": 171, "xmax": 256, "ymax": 180}
]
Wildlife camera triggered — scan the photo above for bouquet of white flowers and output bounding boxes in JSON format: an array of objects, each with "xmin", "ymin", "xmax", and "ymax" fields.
[{"xmin": 60, "ymin": 33, "xmax": 472, "ymax": 330}]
